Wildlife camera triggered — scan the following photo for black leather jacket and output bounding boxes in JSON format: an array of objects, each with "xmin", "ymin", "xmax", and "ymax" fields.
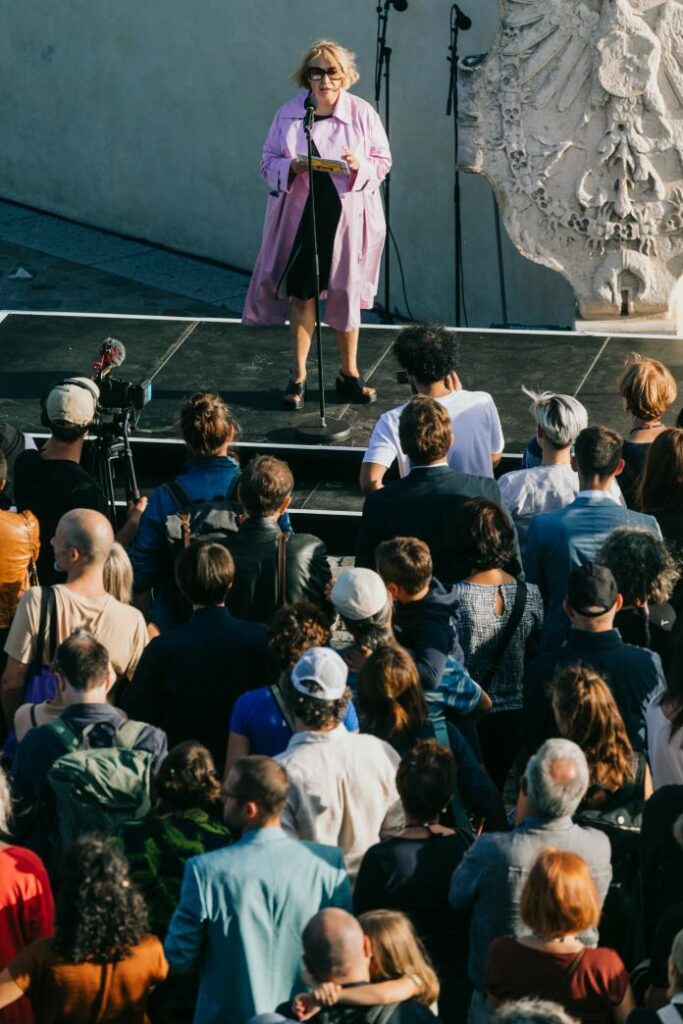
[{"xmin": 224, "ymin": 518, "xmax": 331, "ymax": 624}]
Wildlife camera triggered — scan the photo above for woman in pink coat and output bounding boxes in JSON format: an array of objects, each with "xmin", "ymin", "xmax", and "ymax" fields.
[{"xmin": 243, "ymin": 40, "xmax": 391, "ymax": 410}]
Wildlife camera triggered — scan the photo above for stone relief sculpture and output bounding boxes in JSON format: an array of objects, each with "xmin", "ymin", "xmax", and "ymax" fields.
[{"xmin": 458, "ymin": 0, "xmax": 683, "ymax": 323}]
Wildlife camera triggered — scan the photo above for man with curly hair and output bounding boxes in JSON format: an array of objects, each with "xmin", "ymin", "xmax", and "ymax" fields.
[
  {"xmin": 360, "ymin": 322, "xmax": 504, "ymax": 493},
  {"xmin": 276, "ymin": 646, "xmax": 403, "ymax": 882}
]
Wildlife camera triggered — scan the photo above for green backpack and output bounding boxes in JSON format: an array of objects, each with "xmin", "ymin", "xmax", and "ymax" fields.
[{"xmin": 46, "ymin": 718, "xmax": 153, "ymax": 849}]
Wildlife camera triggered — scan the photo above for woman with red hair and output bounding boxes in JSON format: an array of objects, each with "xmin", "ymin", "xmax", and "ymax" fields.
[{"xmin": 486, "ymin": 849, "xmax": 634, "ymax": 1023}]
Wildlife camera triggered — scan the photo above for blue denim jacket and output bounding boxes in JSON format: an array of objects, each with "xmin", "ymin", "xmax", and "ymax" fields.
[{"xmin": 130, "ymin": 456, "xmax": 240, "ymax": 630}]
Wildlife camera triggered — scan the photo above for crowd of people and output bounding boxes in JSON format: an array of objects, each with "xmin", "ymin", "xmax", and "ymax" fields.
[{"xmin": 0, "ymin": 322, "xmax": 681, "ymax": 1024}]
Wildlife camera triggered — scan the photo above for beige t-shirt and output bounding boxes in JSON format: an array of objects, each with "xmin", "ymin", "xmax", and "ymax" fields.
[{"xmin": 5, "ymin": 585, "xmax": 148, "ymax": 681}]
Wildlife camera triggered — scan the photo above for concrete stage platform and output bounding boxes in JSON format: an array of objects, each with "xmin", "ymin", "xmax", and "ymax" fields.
[{"xmin": 0, "ymin": 311, "xmax": 682, "ymax": 546}]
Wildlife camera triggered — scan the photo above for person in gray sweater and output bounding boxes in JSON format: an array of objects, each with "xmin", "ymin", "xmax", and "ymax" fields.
[{"xmin": 449, "ymin": 738, "xmax": 612, "ymax": 1024}]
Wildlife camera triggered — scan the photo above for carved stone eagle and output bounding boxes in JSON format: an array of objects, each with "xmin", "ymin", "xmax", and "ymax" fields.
[{"xmin": 459, "ymin": 0, "xmax": 683, "ymax": 320}]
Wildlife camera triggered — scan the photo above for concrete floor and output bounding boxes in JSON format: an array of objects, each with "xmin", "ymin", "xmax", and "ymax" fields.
[{"xmin": 0, "ymin": 198, "xmax": 385, "ymax": 323}]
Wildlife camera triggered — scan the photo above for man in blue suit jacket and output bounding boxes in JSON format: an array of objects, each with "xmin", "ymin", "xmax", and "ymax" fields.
[
  {"xmin": 165, "ymin": 755, "xmax": 351, "ymax": 1024},
  {"xmin": 524, "ymin": 426, "xmax": 661, "ymax": 649},
  {"xmin": 356, "ymin": 397, "xmax": 518, "ymax": 583}
]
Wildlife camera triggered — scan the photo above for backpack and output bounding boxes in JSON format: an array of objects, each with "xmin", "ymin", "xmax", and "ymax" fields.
[
  {"xmin": 46, "ymin": 718, "xmax": 153, "ymax": 849},
  {"xmin": 163, "ymin": 476, "xmax": 242, "ymax": 555}
]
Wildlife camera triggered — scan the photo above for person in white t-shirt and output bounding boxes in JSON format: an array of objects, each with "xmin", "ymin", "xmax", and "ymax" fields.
[{"xmin": 360, "ymin": 323, "xmax": 504, "ymax": 493}]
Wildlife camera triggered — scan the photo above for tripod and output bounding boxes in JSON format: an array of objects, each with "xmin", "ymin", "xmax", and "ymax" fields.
[{"xmin": 89, "ymin": 410, "xmax": 141, "ymax": 527}]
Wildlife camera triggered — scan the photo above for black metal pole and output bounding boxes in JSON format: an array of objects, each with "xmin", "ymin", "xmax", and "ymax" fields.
[
  {"xmin": 493, "ymin": 199, "xmax": 509, "ymax": 327},
  {"xmin": 305, "ymin": 112, "xmax": 327, "ymax": 429},
  {"xmin": 446, "ymin": 5, "xmax": 463, "ymax": 327},
  {"xmin": 375, "ymin": 1, "xmax": 393, "ymax": 324}
]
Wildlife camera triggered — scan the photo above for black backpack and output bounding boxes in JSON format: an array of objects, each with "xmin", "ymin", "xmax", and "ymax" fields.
[{"xmin": 163, "ymin": 475, "xmax": 242, "ymax": 555}]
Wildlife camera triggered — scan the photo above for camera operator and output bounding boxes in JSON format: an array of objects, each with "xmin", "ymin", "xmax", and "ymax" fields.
[{"xmin": 14, "ymin": 379, "xmax": 144, "ymax": 585}]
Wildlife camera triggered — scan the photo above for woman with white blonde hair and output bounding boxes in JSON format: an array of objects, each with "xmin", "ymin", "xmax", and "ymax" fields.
[
  {"xmin": 498, "ymin": 387, "xmax": 622, "ymax": 552},
  {"xmin": 243, "ymin": 39, "xmax": 391, "ymax": 410}
]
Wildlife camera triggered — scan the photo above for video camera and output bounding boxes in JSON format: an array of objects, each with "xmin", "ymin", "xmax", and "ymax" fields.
[{"xmin": 91, "ymin": 338, "xmax": 152, "ymax": 413}]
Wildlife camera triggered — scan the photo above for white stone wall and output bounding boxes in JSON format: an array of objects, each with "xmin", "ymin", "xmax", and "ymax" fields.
[{"xmin": 0, "ymin": 0, "xmax": 575, "ymax": 326}]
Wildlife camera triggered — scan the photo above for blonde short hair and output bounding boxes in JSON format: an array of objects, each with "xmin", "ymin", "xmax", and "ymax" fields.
[
  {"xmin": 293, "ymin": 40, "xmax": 360, "ymax": 90},
  {"xmin": 619, "ymin": 354, "xmax": 677, "ymax": 421},
  {"xmin": 103, "ymin": 541, "xmax": 133, "ymax": 605}
]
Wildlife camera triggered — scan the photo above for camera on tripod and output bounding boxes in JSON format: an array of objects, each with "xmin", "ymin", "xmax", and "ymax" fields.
[
  {"xmin": 93, "ymin": 338, "xmax": 151, "ymax": 414},
  {"xmin": 88, "ymin": 338, "xmax": 152, "ymax": 524}
]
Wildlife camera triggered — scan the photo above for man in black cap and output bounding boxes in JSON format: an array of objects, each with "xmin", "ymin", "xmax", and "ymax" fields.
[{"xmin": 522, "ymin": 561, "xmax": 665, "ymax": 757}]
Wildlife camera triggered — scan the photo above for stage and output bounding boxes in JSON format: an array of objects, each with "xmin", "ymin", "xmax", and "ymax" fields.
[{"xmin": 0, "ymin": 310, "xmax": 681, "ymax": 548}]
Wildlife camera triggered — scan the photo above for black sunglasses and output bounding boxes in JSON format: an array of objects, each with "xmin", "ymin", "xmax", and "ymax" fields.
[{"xmin": 307, "ymin": 66, "xmax": 342, "ymax": 82}]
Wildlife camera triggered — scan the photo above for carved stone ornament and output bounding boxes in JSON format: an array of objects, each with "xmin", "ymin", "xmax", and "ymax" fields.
[{"xmin": 458, "ymin": 0, "xmax": 683, "ymax": 320}]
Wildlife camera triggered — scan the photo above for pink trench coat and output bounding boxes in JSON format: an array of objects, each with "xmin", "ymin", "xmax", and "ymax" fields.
[{"xmin": 243, "ymin": 89, "xmax": 392, "ymax": 332}]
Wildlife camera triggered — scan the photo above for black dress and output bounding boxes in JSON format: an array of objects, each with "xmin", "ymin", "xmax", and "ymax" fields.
[
  {"xmin": 618, "ymin": 440, "xmax": 651, "ymax": 508},
  {"xmin": 281, "ymin": 114, "xmax": 342, "ymax": 300}
]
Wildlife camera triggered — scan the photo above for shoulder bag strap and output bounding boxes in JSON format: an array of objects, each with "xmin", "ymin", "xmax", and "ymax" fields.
[
  {"xmin": 115, "ymin": 719, "xmax": 147, "ymax": 748},
  {"xmin": 276, "ymin": 531, "xmax": 290, "ymax": 609},
  {"xmin": 45, "ymin": 718, "xmax": 82, "ymax": 753},
  {"xmin": 164, "ymin": 480, "xmax": 191, "ymax": 509},
  {"xmin": 547, "ymin": 946, "xmax": 586, "ymax": 1001},
  {"xmin": 46, "ymin": 586, "xmax": 58, "ymax": 664},
  {"xmin": 226, "ymin": 471, "xmax": 241, "ymax": 501},
  {"xmin": 164, "ymin": 480, "xmax": 193, "ymax": 547},
  {"xmin": 481, "ymin": 581, "xmax": 528, "ymax": 690},
  {"xmin": 270, "ymin": 684, "xmax": 297, "ymax": 734},
  {"xmin": 430, "ymin": 713, "xmax": 474, "ymax": 834},
  {"xmin": 32, "ymin": 587, "xmax": 50, "ymax": 672}
]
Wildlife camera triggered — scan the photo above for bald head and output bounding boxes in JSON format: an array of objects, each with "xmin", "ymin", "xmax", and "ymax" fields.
[
  {"xmin": 58, "ymin": 509, "xmax": 114, "ymax": 566},
  {"xmin": 303, "ymin": 909, "xmax": 369, "ymax": 984}
]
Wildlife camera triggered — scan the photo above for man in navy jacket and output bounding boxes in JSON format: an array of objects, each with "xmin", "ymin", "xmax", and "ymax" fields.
[
  {"xmin": 356, "ymin": 397, "xmax": 519, "ymax": 583},
  {"xmin": 524, "ymin": 425, "xmax": 661, "ymax": 649},
  {"xmin": 522, "ymin": 562, "xmax": 665, "ymax": 756}
]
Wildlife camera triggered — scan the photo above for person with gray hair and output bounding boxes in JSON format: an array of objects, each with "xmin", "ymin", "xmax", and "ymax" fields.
[
  {"xmin": 499, "ymin": 388, "xmax": 623, "ymax": 554},
  {"xmin": 523, "ymin": 738, "xmax": 590, "ymax": 818},
  {"xmin": 491, "ymin": 998, "xmax": 578, "ymax": 1024},
  {"xmin": 449, "ymin": 738, "xmax": 612, "ymax": 1024},
  {"xmin": 2, "ymin": 508, "xmax": 148, "ymax": 722}
]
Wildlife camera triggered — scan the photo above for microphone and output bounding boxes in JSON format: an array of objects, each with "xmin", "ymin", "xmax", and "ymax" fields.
[
  {"xmin": 453, "ymin": 3, "xmax": 471, "ymax": 29},
  {"xmin": 92, "ymin": 337, "xmax": 126, "ymax": 379},
  {"xmin": 304, "ymin": 91, "xmax": 317, "ymax": 132}
]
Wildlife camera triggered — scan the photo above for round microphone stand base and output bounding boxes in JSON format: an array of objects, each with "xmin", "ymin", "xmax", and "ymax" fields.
[{"xmin": 295, "ymin": 414, "xmax": 352, "ymax": 445}]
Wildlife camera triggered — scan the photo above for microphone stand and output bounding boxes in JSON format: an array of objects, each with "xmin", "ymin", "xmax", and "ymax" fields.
[
  {"xmin": 446, "ymin": 3, "xmax": 470, "ymax": 328},
  {"xmin": 295, "ymin": 100, "xmax": 351, "ymax": 444},
  {"xmin": 447, "ymin": 4, "xmax": 508, "ymax": 328},
  {"xmin": 375, "ymin": 0, "xmax": 395, "ymax": 323}
]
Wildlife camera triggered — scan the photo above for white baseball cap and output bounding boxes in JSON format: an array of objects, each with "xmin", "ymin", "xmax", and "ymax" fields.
[
  {"xmin": 45, "ymin": 377, "xmax": 99, "ymax": 427},
  {"xmin": 331, "ymin": 568, "xmax": 389, "ymax": 621},
  {"xmin": 290, "ymin": 646, "xmax": 348, "ymax": 700}
]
